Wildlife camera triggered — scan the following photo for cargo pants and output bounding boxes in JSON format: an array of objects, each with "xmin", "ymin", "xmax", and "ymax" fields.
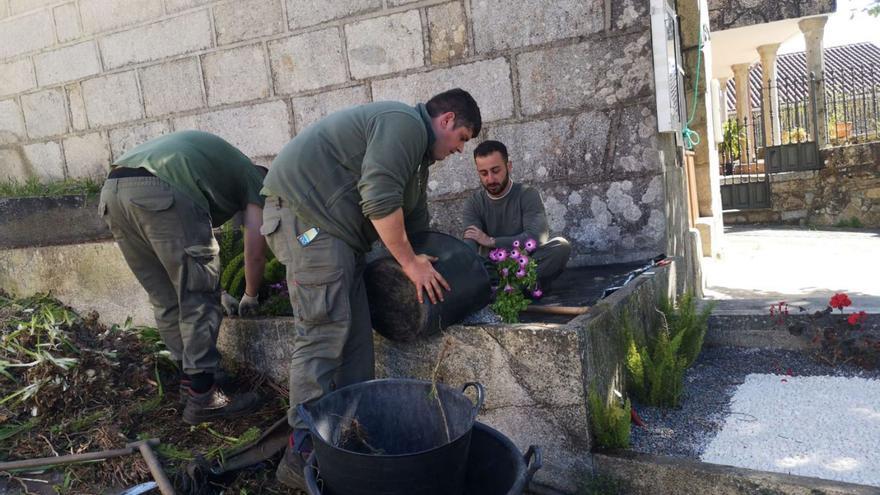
[
  {"xmin": 532, "ymin": 237, "xmax": 572, "ymax": 287},
  {"xmin": 262, "ymin": 197, "xmax": 374, "ymax": 431},
  {"xmin": 99, "ymin": 177, "xmax": 223, "ymax": 375}
]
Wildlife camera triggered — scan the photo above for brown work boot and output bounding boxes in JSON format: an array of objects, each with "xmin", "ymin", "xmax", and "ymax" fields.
[
  {"xmin": 182, "ymin": 385, "xmax": 259, "ymax": 425},
  {"xmin": 275, "ymin": 444, "xmax": 307, "ymax": 491},
  {"xmin": 177, "ymin": 368, "xmax": 230, "ymax": 404}
]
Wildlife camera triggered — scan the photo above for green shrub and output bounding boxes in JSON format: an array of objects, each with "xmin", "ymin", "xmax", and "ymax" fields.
[
  {"xmin": 624, "ymin": 293, "xmax": 713, "ymax": 408},
  {"xmin": 835, "ymin": 216, "xmax": 864, "ymax": 229},
  {"xmin": 659, "ymin": 292, "xmax": 713, "ymax": 368},
  {"xmin": 0, "ymin": 177, "xmax": 102, "ymax": 198},
  {"xmin": 218, "ymin": 221, "xmax": 286, "ymax": 299},
  {"xmin": 587, "ymin": 387, "xmax": 630, "ymax": 449}
]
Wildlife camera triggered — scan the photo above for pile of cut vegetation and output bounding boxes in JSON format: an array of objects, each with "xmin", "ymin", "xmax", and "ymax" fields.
[{"xmin": 0, "ymin": 292, "xmax": 288, "ymax": 494}]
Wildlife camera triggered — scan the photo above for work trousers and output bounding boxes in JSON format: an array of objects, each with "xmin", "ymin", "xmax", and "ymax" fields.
[
  {"xmin": 532, "ymin": 237, "xmax": 572, "ymax": 287},
  {"xmin": 262, "ymin": 197, "xmax": 374, "ymax": 431},
  {"xmin": 100, "ymin": 177, "xmax": 222, "ymax": 375}
]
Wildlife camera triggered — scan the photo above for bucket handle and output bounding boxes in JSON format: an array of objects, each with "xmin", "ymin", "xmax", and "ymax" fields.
[
  {"xmin": 296, "ymin": 403, "xmax": 317, "ymax": 435},
  {"xmin": 524, "ymin": 445, "xmax": 543, "ymax": 482},
  {"xmin": 461, "ymin": 382, "xmax": 485, "ymax": 415}
]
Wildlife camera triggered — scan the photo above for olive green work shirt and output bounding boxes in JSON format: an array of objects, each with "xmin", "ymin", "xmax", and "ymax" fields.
[
  {"xmin": 263, "ymin": 101, "xmax": 435, "ymax": 253},
  {"xmin": 112, "ymin": 130, "xmax": 265, "ymax": 227}
]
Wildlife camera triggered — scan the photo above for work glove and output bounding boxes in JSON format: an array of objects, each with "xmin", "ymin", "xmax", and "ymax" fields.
[
  {"xmin": 221, "ymin": 291, "xmax": 239, "ymax": 316},
  {"xmin": 239, "ymin": 293, "xmax": 259, "ymax": 317}
]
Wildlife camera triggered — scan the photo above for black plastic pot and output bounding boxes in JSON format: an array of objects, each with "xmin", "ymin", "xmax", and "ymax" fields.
[
  {"xmin": 297, "ymin": 379, "xmax": 485, "ymax": 495},
  {"xmin": 364, "ymin": 230, "xmax": 490, "ymax": 342},
  {"xmin": 304, "ymin": 422, "xmax": 543, "ymax": 495}
]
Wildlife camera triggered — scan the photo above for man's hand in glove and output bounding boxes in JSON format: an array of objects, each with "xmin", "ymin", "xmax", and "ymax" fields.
[
  {"xmin": 221, "ymin": 291, "xmax": 239, "ymax": 316},
  {"xmin": 239, "ymin": 293, "xmax": 259, "ymax": 316}
]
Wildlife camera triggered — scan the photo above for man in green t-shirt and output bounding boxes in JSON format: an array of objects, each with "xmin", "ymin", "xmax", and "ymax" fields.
[
  {"xmin": 99, "ymin": 130, "xmax": 267, "ymax": 425},
  {"xmin": 262, "ymin": 89, "xmax": 481, "ymax": 490},
  {"xmin": 462, "ymin": 140, "xmax": 571, "ymax": 292}
]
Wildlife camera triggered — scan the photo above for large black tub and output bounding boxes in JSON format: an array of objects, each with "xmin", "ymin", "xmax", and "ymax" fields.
[
  {"xmin": 298, "ymin": 379, "xmax": 484, "ymax": 495},
  {"xmin": 304, "ymin": 421, "xmax": 543, "ymax": 495},
  {"xmin": 364, "ymin": 231, "xmax": 490, "ymax": 342}
]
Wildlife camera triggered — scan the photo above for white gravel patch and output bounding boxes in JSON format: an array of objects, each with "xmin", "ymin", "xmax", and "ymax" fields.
[{"xmin": 701, "ymin": 374, "xmax": 880, "ymax": 487}]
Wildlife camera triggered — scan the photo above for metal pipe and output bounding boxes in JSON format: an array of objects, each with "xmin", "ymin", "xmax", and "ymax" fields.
[
  {"xmin": 0, "ymin": 446, "xmax": 136, "ymax": 471},
  {"xmin": 861, "ymin": 65, "xmax": 868, "ymax": 139},
  {"xmin": 133, "ymin": 441, "xmax": 175, "ymax": 495}
]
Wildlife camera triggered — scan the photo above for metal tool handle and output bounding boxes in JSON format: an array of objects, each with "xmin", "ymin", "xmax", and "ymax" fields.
[
  {"xmin": 136, "ymin": 441, "xmax": 176, "ymax": 495},
  {"xmin": 461, "ymin": 382, "xmax": 485, "ymax": 415},
  {"xmin": 524, "ymin": 445, "xmax": 543, "ymax": 482}
]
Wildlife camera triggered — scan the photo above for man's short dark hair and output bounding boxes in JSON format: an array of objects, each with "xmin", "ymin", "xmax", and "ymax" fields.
[
  {"xmin": 473, "ymin": 140, "xmax": 508, "ymax": 163},
  {"xmin": 426, "ymin": 88, "xmax": 482, "ymax": 138}
]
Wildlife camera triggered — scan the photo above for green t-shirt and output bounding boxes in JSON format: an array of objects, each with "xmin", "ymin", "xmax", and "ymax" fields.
[
  {"xmin": 462, "ymin": 182, "xmax": 550, "ymax": 249},
  {"xmin": 263, "ymin": 101, "xmax": 434, "ymax": 252},
  {"xmin": 113, "ymin": 130, "xmax": 265, "ymax": 227}
]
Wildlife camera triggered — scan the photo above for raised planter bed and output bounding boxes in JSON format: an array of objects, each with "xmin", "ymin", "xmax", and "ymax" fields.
[
  {"xmin": 0, "ymin": 195, "xmax": 110, "ymax": 249},
  {"xmin": 218, "ymin": 261, "xmax": 678, "ymax": 494}
]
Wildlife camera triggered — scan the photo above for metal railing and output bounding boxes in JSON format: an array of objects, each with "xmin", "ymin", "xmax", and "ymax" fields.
[
  {"xmin": 719, "ymin": 115, "xmax": 771, "ymax": 210},
  {"xmin": 824, "ymin": 64, "xmax": 880, "ymax": 145}
]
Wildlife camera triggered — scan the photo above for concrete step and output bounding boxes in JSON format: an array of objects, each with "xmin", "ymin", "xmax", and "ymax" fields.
[
  {"xmin": 593, "ymin": 450, "xmax": 880, "ymax": 495},
  {"xmin": 703, "ymin": 298, "xmax": 880, "ymax": 350}
]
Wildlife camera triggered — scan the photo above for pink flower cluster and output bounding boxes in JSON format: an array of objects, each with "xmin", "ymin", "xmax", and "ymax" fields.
[{"xmin": 489, "ymin": 238, "xmax": 542, "ymax": 298}]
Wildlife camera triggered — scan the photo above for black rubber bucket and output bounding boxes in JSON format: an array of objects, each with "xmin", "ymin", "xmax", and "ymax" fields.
[
  {"xmin": 364, "ymin": 230, "xmax": 490, "ymax": 342},
  {"xmin": 297, "ymin": 379, "xmax": 485, "ymax": 495},
  {"xmin": 304, "ymin": 422, "xmax": 543, "ymax": 495}
]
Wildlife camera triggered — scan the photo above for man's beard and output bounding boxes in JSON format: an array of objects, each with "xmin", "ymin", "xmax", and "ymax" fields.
[{"xmin": 484, "ymin": 174, "xmax": 510, "ymax": 196}]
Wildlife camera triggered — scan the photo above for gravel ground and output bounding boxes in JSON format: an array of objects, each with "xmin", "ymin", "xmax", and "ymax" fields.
[
  {"xmin": 701, "ymin": 374, "xmax": 880, "ymax": 486},
  {"xmin": 629, "ymin": 346, "xmax": 880, "ymax": 459}
]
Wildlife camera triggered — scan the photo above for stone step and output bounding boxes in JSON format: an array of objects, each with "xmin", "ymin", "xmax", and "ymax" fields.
[
  {"xmin": 703, "ymin": 298, "xmax": 880, "ymax": 350},
  {"xmin": 593, "ymin": 450, "xmax": 880, "ymax": 495}
]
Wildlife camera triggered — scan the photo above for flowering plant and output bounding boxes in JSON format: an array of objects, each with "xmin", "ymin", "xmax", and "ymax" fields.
[
  {"xmin": 772, "ymin": 292, "xmax": 877, "ymax": 369},
  {"xmin": 488, "ymin": 239, "xmax": 540, "ymax": 323}
]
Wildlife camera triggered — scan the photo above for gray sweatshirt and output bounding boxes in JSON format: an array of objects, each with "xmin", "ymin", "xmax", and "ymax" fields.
[{"xmin": 462, "ymin": 182, "xmax": 549, "ymax": 250}]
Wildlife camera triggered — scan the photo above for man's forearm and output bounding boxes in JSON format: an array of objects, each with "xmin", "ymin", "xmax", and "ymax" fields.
[
  {"xmin": 493, "ymin": 233, "xmax": 529, "ymax": 248},
  {"xmin": 242, "ymin": 204, "xmax": 267, "ymax": 297},
  {"xmin": 371, "ymin": 208, "xmax": 417, "ymax": 268}
]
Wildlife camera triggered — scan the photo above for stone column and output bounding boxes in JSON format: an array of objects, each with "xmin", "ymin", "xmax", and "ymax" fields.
[
  {"xmin": 718, "ymin": 76, "xmax": 730, "ymax": 124},
  {"xmin": 679, "ymin": 0, "xmax": 723, "ymax": 258},
  {"xmin": 799, "ymin": 16, "xmax": 829, "ymax": 147},
  {"xmin": 757, "ymin": 43, "xmax": 781, "ymax": 146},
  {"xmin": 732, "ymin": 63, "xmax": 754, "ymax": 159}
]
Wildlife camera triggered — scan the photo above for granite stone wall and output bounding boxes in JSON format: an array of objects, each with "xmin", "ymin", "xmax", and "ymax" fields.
[
  {"xmin": 707, "ymin": 0, "xmax": 835, "ymax": 31},
  {"xmin": 0, "ymin": 0, "xmax": 683, "ymax": 266}
]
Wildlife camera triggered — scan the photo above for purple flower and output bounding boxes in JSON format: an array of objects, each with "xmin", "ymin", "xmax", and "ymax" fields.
[
  {"xmin": 531, "ymin": 289, "xmax": 543, "ymax": 298},
  {"xmin": 510, "ymin": 248, "xmax": 521, "ymax": 259},
  {"xmin": 516, "ymin": 268, "xmax": 526, "ymax": 278},
  {"xmin": 503, "ymin": 284, "xmax": 514, "ymax": 293},
  {"xmin": 501, "ymin": 267, "xmax": 509, "ymax": 277},
  {"xmin": 489, "ymin": 249, "xmax": 507, "ymax": 263},
  {"xmin": 512, "ymin": 240, "xmax": 521, "ymax": 248},
  {"xmin": 518, "ymin": 256, "xmax": 529, "ymax": 267},
  {"xmin": 524, "ymin": 239, "xmax": 537, "ymax": 253}
]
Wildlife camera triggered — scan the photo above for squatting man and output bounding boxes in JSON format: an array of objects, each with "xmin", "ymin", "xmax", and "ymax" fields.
[{"xmin": 462, "ymin": 139, "xmax": 571, "ymax": 292}]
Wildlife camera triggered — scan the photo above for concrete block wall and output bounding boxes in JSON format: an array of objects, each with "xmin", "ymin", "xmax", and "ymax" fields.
[{"xmin": 0, "ymin": 0, "xmax": 682, "ymax": 266}]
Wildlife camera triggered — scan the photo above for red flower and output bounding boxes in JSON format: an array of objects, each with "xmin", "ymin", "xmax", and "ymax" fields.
[
  {"xmin": 829, "ymin": 293, "xmax": 852, "ymax": 310},
  {"xmin": 847, "ymin": 311, "xmax": 867, "ymax": 326}
]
